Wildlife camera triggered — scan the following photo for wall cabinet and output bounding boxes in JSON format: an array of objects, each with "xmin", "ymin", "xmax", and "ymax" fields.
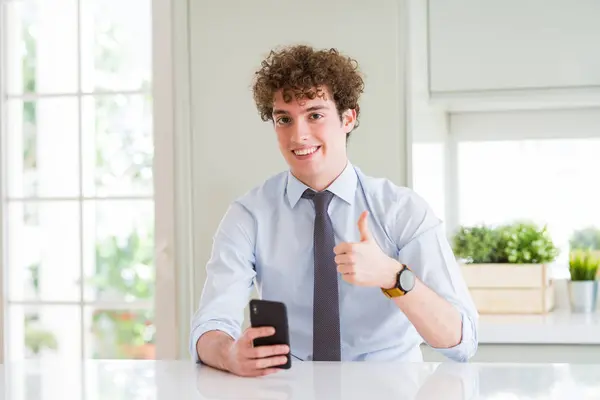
[{"xmin": 428, "ymin": 0, "xmax": 600, "ymax": 94}]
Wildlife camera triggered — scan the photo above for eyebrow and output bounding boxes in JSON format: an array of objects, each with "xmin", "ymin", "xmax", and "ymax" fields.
[{"xmin": 272, "ymin": 105, "xmax": 328, "ymax": 115}]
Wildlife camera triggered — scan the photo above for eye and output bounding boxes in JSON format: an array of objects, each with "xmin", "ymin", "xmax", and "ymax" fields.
[
  {"xmin": 276, "ymin": 116, "xmax": 291, "ymax": 126},
  {"xmin": 309, "ymin": 113, "xmax": 323, "ymax": 120}
]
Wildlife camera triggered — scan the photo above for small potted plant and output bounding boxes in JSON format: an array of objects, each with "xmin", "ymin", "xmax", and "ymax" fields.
[
  {"xmin": 568, "ymin": 249, "xmax": 599, "ymax": 313},
  {"xmin": 453, "ymin": 221, "xmax": 559, "ymax": 314}
]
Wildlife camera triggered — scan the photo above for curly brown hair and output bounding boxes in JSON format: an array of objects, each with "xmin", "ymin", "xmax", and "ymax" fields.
[{"xmin": 252, "ymin": 44, "xmax": 365, "ymax": 138}]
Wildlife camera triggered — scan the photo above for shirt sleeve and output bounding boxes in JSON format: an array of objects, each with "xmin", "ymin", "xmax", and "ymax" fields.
[
  {"xmin": 393, "ymin": 193, "xmax": 479, "ymax": 363},
  {"xmin": 189, "ymin": 201, "xmax": 257, "ymax": 363}
]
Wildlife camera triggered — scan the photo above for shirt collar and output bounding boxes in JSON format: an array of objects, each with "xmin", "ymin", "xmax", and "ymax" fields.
[{"xmin": 285, "ymin": 162, "xmax": 358, "ymax": 208}]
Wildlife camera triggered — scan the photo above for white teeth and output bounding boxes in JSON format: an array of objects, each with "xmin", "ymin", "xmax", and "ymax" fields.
[{"xmin": 293, "ymin": 146, "xmax": 318, "ymax": 156}]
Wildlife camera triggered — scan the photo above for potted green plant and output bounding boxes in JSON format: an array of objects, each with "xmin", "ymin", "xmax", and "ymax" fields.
[
  {"xmin": 568, "ymin": 249, "xmax": 599, "ymax": 313},
  {"xmin": 452, "ymin": 221, "xmax": 559, "ymax": 314}
]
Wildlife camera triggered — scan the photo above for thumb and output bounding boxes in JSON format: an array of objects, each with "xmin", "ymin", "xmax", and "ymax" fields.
[{"xmin": 358, "ymin": 211, "xmax": 372, "ymax": 242}]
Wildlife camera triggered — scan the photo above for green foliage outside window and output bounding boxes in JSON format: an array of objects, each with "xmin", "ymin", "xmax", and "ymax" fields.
[
  {"xmin": 24, "ymin": 228, "xmax": 155, "ymax": 358},
  {"xmin": 90, "ymin": 229, "xmax": 155, "ymax": 359},
  {"xmin": 20, "ymin": 18, "xmax": 155, "ymax": 358}
]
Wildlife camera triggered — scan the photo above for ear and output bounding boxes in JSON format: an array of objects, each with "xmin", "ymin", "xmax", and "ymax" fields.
[{"xmin": 342, "ymin": 109, "xmax": 357, "ymax": 133}]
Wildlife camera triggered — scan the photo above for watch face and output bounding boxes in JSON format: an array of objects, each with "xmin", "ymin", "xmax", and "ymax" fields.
[{"xmin": 399, "ymin": 269, "xmax": 416, "ymax": 291}]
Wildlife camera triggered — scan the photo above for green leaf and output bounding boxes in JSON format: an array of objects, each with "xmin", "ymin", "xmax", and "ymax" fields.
[
  {"xmin": 569, "ymin": 249, "xmax": 600, "ymax": 281},
  {"xmin": 452, "ymin": 221, "xmax": 559, "ymax": 264}
]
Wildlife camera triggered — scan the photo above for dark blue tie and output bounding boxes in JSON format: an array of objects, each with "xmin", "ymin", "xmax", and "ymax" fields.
[{"xmin": 302, "ymin": 189, "xmax": 341, "ymax": 361}]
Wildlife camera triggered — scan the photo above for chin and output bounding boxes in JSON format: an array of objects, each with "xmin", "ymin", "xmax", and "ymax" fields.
[{"xmin": 289, "ymin": 163, "xmax": 320, "ymax": 179}]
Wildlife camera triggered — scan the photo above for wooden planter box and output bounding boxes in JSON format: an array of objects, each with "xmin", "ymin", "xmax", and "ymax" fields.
[{"xmin": 460, "ymin": 263, "xmax": 554, "ymax": 314}]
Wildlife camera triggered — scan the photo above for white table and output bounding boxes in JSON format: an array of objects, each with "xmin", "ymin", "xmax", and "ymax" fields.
[{"xmin": 1, "ymin": 360, "xmax": 599, "ymax": 399}]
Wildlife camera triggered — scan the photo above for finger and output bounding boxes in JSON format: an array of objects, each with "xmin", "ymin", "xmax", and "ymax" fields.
[
  {"xmin": 337, "ymin": 264, "xmax": 355, "ymax": 275},
  {"xmin": 244, "ymin": 327, "xmax": 276, "ymax": 344},
  {"xmin": 247, "ymin": 355, "xmax": 289, "ymax": 370},
  {"xmin": 247, "ymin": 344, "xmax": 290, "ymax": 359},
  {"xmin": 358, "ymin": 211, "xmax": 371, "ymax": 242},
  {"xmin": 333, "ymin": 242, "xmax": 354, "ymax": 255},
  {"xmin": 334, "ymin": 253, "xmax": 355, "ymax": 265}
]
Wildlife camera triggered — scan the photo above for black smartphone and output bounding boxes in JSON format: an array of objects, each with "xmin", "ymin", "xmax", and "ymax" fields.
[{"xmin": 249, "ymin": 299, "xmax": 292, "ymax": 369}]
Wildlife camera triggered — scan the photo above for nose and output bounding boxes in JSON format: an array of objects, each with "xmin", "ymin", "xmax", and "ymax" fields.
[{"xmin": 290, "ymin": 119, "xmax": 309, "ymax": 143}]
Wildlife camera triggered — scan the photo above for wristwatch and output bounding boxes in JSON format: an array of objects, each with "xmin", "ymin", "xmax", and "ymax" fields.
[{"xmin": 381, "ymin": 264, "xmax": 416, "ymax": 298}]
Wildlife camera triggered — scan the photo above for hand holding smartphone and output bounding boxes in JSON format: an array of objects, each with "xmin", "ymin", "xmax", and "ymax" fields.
[
  {"xmin": 220, "ymin": 299, "xmax": 292, "ymax": 377},
  {"xmin": 249, "ymin": 299, "xmax": 292, "ymax": 369}
]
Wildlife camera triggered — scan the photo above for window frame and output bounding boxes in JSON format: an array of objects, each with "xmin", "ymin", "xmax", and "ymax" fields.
[
  {"xmin": 445, "ymin": 107, "xmax": 600, "ymax": 232},
  {"xmin": 0, "ymin": 0, "xmax": 6, "ymax": 366},
  {"xmin": 409, "ymin": 105, "xmax": 600, "ymax": 280},
  {"xmin": 0, "ymin": 0, "xmax": 182, "ymax": 362},
  {"xmin": 151, "ymin": 0, "xmax": 188, "ymax": 360}
]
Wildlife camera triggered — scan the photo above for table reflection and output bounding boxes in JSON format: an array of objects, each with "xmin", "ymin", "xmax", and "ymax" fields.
[
  {"xmin": 194, "ymin": 362, "xmax": 478, "ymax": 400},
  {"xmin": 0, "ymin": 360, "xmax": 599, "ymax": 399}
]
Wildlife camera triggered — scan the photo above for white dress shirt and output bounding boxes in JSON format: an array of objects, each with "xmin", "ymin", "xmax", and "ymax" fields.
[{"xmin": 190, "ymin": 162, "xmax": 479, "ymax": 362}]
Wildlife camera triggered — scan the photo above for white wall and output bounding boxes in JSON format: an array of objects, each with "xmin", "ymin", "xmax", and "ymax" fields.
[
  {"xmin": 406, "ymin": 0, "xmax": 450, "ymax": 231},
  {"xmin": 407, "ymin": 0, "xmax": 447, "ymax": 144},
  {"xmin": 186, "ymin": 0, "xmax": 409, "ymax": 304}
]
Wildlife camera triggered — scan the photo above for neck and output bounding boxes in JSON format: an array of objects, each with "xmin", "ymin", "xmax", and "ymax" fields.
[{"xmin": 294, "ymin": 159, "xmax": 348, "ymax": 192}]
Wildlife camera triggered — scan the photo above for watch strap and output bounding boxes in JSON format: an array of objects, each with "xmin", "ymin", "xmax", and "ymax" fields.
[{"xmin": 381, "ymin": 286, "xmax": 406, "ymax": 298}]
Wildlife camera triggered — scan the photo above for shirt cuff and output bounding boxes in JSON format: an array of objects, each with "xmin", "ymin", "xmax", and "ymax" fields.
[
  {"xmin": 189, "ymin": 321, "xmax": 240, "ymax": 363},
  {"xmin": 427, "ymin": 310, "xmax": 478, "ymax": 363}
]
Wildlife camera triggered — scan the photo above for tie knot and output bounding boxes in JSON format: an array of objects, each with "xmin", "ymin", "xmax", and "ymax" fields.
[{"xmin": 302, "ymin": 189, "xmax": 334, "ymax": 213}]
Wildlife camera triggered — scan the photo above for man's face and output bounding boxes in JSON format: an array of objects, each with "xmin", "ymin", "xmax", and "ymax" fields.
[{"xmin": 272, "ymin": 87, "xmax": 356, "ymax": 186}]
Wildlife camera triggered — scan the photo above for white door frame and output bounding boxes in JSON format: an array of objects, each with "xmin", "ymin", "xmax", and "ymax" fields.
[{"xmin": 152, "ymin": 0, "xmax": 196, "ymax": 360}]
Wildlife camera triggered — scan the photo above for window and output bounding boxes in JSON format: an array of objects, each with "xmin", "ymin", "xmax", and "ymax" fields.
[
  {"xmin": 1, "ymin": 0, "xmax": 155, "ymax": 373},
  {"xmin": 458, "ymin": 138, "xmax": 600, "ymax": 277},
  {"xmin": 410, "ymin": 109, "xmax": 600, "ymax": 279}
]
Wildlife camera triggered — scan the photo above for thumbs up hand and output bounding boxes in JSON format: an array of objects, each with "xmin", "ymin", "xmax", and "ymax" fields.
[{"xmin": 333, "ymin": 211, "xmax": 401, "ymax": 288}]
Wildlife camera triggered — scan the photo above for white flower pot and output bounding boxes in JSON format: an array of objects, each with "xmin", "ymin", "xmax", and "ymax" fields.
[{"xmin": 568, "ymin": 280, "xmax": 598, "ymax": 313}]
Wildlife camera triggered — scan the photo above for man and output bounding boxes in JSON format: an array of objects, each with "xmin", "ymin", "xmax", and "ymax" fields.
[{"xmin": 190, "ymin": 44, "xmax": 479, "ymax": 377}]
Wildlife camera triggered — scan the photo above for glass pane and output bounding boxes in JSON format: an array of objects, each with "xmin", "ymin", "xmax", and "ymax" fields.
[
  {"xmin": 5, "ymin": 0, "xmax": 78, "ymax": 95},
  {"xmin": 82, "ymin": 95, "xmax": 153, "ymax": 197},
  {"xmin": 5, "ymin": 98, "xmax": 80, "ymax": 198},
  {"xmin": 80, "ymin": 0, "xmax": 151, "ymax": 92},
  {"xmin": 7, "ymin": 202, "xmax": 81, "ymax": 301},
  {"xmin": 458, "ymin": 139, "xmax": 600, "ymax": 275},
  {"xmin": 411, "ymin": 142, "xmax": 446, "ymax": 222},
  {"xmin": 7, "ymin": 305, "xmax": 81, "ymax": 361},
  {"xmin": 85, "ymin": 308, "xmax": 155, "ymax": 360},
  {"xmin": 83, "ymin": 200, "xmax": 154, "ymax": 302}
]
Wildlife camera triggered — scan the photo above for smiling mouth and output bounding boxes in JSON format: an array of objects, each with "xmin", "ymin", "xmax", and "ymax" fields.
[{"xmin": 292, "ymin": 146, "xmax": 321, "ymax": 156}]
